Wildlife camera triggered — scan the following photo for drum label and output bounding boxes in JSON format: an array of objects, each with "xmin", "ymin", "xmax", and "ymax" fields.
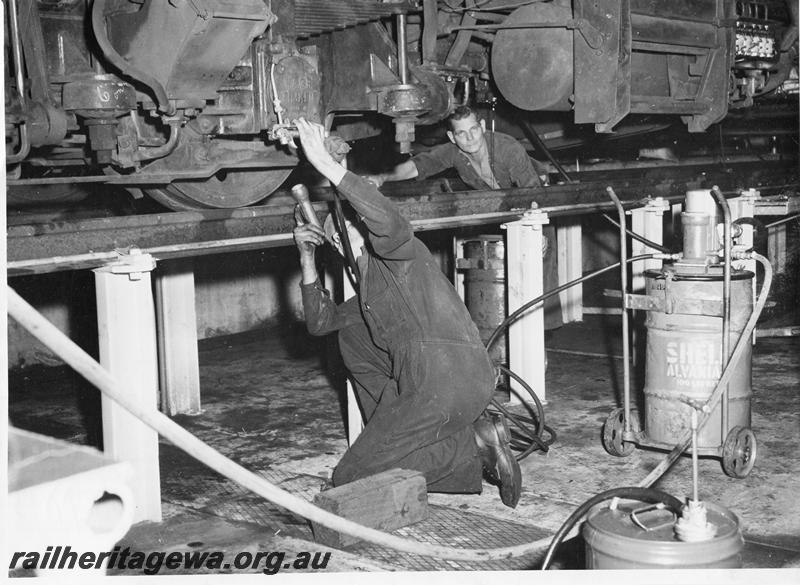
[{"xmin": 665, "ymin": 340, "xmax": 722, "ymax": 386}]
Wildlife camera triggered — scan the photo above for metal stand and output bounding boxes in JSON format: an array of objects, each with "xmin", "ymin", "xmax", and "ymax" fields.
[
  {"xmin": 556, "ymin": 217, "xmax": 583, "ymax": 323},
  {"xmin": 630, "ymin": 197, "xmax": 669, "ymax": 367},
  {"xmin": 503, "ymin": 208, "xmax": 549, "ymax": 404},
  {"xmin": 155, "ymin": 258, "xmax": 201, "ymax": 415},
  {"xmin": 93, "ymin": 250, "xmax": 162, "ymax": 523},
  {"xmin": 630, "ymin": 197, "xmax": 669, "ymax": 291}
]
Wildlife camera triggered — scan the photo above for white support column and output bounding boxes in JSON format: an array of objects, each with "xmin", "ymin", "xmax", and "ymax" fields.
[
  {"xmin": 325, "ymin": 265, "xmax": 363, "ymax": 446},
  {"xmin": 503, "ymin": 209, "xmax": 548, "ymax": 404},
  {"xmin": 93, "ymin": 250, "xmax": 162, "ymax": 523},
  {"xmin": 556, "ymin": 217, "xmax": 583, "ymax": 323},
  {"xmin": 155, "ymin": 258, "xmax": 201, "ymax": 416},
  {"xmin": 630, "ymin": 197, "xmax": 669, "ymax": 292},
  {"xmin": 453, "ymin": 236, "xmax": 466, "ymax": 300}
]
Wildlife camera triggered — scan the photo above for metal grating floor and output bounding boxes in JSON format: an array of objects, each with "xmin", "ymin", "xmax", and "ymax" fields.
[{"xmin": 160, "ymin": 444, "xmax": 548, "ymax": 571}]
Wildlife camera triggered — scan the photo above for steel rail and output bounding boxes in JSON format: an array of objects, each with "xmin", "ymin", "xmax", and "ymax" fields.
[{"xmin": 7, "ymin": 162, "xmax": 798, "ymax": 275}]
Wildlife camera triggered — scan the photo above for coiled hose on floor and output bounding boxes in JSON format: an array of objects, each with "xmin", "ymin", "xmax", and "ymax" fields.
[{"xmin": 481, "ymin": 254, "xmax": 659, "ymax": 460}]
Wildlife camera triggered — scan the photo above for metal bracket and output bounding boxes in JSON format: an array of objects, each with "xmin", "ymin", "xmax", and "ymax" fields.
[
  {"xmin": 566, "ymin": 18, "xmax": 605, "ymax": 50},
  {"xmin": 625, "ymin": 293, "xmax": 662, "ymax": 311},
  {"xmin": 630, "ymin": 504, "xmax": 676, "ymax": 532},
  {"xmin": 107, "ymin": 248, "xmax": 157, "ymax": 281},
  {"xmin": 502, "ymin": 206, "xmax": 550, "ymax": 230},
  {"xmin": 625, "ymin": 293, "xmax": 723, "ymax": 317}
]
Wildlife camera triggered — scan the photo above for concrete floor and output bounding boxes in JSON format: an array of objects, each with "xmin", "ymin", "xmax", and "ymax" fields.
[{"xmin": 7, "ymin": 314, "xmax": 800, "ymax": 577}]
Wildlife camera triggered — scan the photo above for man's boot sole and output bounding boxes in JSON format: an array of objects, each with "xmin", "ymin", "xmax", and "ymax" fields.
[{"xmin": 493, "ymin": 415, "xmax": 522, "ymax": 508}]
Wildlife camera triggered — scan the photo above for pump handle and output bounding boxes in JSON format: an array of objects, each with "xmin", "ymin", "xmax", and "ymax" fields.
[{"xmin": 291, "ymin": 184, "xmax": 321, "ymax": 228}]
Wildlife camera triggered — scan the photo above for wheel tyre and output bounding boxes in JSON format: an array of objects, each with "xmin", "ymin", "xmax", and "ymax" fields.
[
  {"xmin": 602, "ymin": 407, "xmax": 639, "ymax": 457},
  {"xmin": 722, "ymin": 426, "xmax": 757, "ymax": 478},
  {"xmin": 144, "ymin": 168, "xmax": 293, "ymax": 210}
]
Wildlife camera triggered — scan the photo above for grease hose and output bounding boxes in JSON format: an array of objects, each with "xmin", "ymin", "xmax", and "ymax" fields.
[
  {"xmin": 482, "ymin": 255, "xmax": 661, "ymax": 461},
  {"xmin": 5, "ymin": 249, "xmax": 771, "ymax": 563},
  {"xmin": 6, "ymin": 286, "xmax": 551, "ymax": 562}
]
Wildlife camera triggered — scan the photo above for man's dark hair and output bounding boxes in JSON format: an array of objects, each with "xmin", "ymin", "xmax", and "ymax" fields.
[{"xmin": 446, "ymin": 105, "xmax": 478, "ymax": 130}]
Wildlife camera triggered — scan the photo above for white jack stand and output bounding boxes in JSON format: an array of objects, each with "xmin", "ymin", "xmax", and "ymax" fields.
[
  {"xmin": 503, "ymin": 208, "xmax": 548, "ymax": 404},
  {"xmin": 557, "ymin": 217, "xmax": 584, "ymax": 324},
  {"xmin": 630, "ymin": 197, "xmax": 669, "ymax": 292},
  {"xmin": 155, "ymin": 258, "xmax": 201, "ymax": 416},
  {"xmin": 93, "ymin": 250, "xmax": 162, "ymax": 523},
  {"xmin": 630, "ymin": 198, "xmax": 669, "ymax": 367}
]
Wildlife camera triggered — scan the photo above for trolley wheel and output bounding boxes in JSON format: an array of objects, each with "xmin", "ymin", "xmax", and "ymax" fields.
[
  {"xmin": 722, "ymin": 426, "xmax": 757, "ymax": 478},
  {"xmin": 602, "ymin": 407, "xmax": 640, "ymax": 457}
]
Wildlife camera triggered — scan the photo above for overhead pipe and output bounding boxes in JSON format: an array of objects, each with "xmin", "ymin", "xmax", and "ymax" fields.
[
  {"xmin": 6, "ymin": 0, "xmax": 31, "ymax": 164},
  {"xmin": 444, "ymin": 1, "xmax": 477, "ymax": 67},
  {"xmin": 421, "ymin": 0, "xmax": 438, "ymax": 64},
  {"xmin": 520, "ymin": 121, "xmax": 573, "ymax": 183},
  {"xmin": 396, "ymin": 13, "xmax": 409, "ymax": 84},
  {"xmin": 133, "ymin": 123, "xmax": 180, "ymax": 162}
]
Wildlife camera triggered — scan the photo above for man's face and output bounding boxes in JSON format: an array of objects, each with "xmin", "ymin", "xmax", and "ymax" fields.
[{"xmin": 447, "ymin": 114, "xmax": 486, "ymax": 155}]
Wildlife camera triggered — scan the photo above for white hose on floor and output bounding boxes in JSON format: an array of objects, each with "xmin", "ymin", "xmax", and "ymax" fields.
[
  {"xmin": 6, "ymin": 254, "xmax": 770, "ymax": 562},
  {"xmin": 6, "ymin": 285, "xmax": 551, "ymax": 562}
]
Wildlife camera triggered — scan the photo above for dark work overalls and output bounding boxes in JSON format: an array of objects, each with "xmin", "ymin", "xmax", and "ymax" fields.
[{"xmin": 300, "ymin": 172, "xmax": 496, "ymax": 493}]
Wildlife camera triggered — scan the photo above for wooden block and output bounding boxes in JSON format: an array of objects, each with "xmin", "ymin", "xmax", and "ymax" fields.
[{"xmin": 311, "ymin": 468, "xmax": 428, "ymax": 548}]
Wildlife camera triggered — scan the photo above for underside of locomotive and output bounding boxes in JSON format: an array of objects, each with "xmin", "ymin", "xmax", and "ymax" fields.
[{"xmin": 4, "ymin": 0, "xmax": 798, "ymax": 210}]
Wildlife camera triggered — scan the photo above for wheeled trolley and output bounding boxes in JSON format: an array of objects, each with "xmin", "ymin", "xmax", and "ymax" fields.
[{"xmin": 602, "ymin": 188, "xmax": 761, "ymax": 478}]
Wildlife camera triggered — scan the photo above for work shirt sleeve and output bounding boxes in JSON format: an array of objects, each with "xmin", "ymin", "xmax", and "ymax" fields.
[
  {"xmin": 300, "ymin": 280, "xmax": 361, "ymax": 336},
  {"xmin": 410, "ymin": 143, "xmax": 457, "ymax": 181},
  {"xmin": 336, "ymin": 171, "xmax": 415, "ymax": 261},
  {"xmin": 505, "ymin": 139, "xmax": 541, "ymax": 188}
]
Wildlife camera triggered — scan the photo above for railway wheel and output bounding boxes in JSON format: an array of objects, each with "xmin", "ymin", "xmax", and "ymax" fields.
[
  {"xmin": 602, "ymin": 407, "xmax": 639, "ymax": 457},
  {"xmin": 722, "ymin": 426, "xmax": 757, "ymax": 478},
  {"xmin": 7, "ymin": 184, "xmax": 89, "ymax": 206},
  {"xmin": 144, "ymin": 168, "xmax": 293, "ymax": 211}
]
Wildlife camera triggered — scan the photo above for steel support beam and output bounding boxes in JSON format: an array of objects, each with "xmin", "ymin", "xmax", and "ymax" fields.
[{"xmin": 7, "ymin": 161, "xmax": 798, "ymax": 275}]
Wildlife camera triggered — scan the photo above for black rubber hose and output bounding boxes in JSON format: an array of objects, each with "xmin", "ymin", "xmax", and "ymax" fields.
[
  {"xmin": 486, "ymin": 254, "xmax": 656, "ymax": 351},
  {"xmin": 482, "ymin": 256, "xmax": 658, "ymax": 459},
  {"xmin": 91, "ymin": 0, "xmax": 175, "ymax": 115},
  {"xmin": 490, "ymin": 365, "xmax": 557, "ymax": 459},
  {"xmin": 540, "ymin": 487, "xmax": 686, "ymax": 570},
  {"xmin": 601, "ymin": 213, "xmax": 671, "ymax": 254},
  {"xmin": 521, "ymin": 121, "xmax": 574, "ymax": 184},
  {"xmin": 332, "ymin": 193, "xmax": 361, "ymax": 290},
  {"xmin": 732, "ymin": 216, "xmax": 768, "ymax": 253}
]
